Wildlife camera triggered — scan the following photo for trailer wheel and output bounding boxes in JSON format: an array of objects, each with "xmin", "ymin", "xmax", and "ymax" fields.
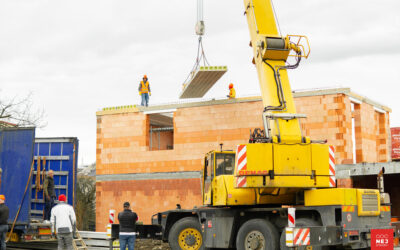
[
  {"xmin": 280, "ymin": 218, "xmax": 328, "ymax": 250},
  {"xmin": 168, "ymin": 217, "xmax": 204, "ymax": 250},
  {"xmin": 236, "ymin": 219, "xmax": 279, "ymax": 250}
]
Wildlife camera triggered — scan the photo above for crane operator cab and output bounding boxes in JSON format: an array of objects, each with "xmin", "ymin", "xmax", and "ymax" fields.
[
  {"xmin": 202, "ymin": 149, "xmax": 302, "ymax": 207},
  {"xmin": 202, "ymin": 150, "xmax": 235, "ymax": 205}
]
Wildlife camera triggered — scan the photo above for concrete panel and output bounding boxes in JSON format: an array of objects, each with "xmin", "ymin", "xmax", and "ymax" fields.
[{"xmin": 180, "ymin": 66, "xmax": 227, "ymax": 99}]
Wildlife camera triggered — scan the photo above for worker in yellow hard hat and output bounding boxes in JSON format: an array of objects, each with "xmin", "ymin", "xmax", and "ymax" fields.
[
  {"xmin": 227, "ymin": 83, "xmax": 236, "ymax": 99},
  {"xmin": 138, "ymin": 75, "xmax": 151, "ymax": 107}
]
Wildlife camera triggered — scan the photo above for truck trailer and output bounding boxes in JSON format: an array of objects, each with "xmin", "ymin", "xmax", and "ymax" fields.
[{"xmin": 0, "ymin": 127, "xmax": 78, "ymax": 242}]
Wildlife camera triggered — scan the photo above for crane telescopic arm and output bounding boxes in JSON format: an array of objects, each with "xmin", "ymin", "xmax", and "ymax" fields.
[{"xmin": 243, "ymin": 0, "xmax": 310, "ymax": 144}]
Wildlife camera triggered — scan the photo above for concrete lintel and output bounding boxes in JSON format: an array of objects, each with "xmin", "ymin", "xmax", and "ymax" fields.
[
  {"xmin": 347, "ymin": 91, "xmax": 391, "ymax": 113},
  {"xmin": 336, "ymin": 162, "xmax": 400, "ymax": 179},
  {"xmin": 292, "ymin": 87, "xmax": 351, "ymax": 98},
  {"xmin": 96, "ymin": 171, "xmax": 202, "ymax": 182}
]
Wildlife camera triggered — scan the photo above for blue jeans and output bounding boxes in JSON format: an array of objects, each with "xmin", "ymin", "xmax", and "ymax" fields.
[
  {"xmin": 119, "ymin": 234, "xmax": 135, "ymax": 250},
  {"xmin": 0, "ymin": 224, "xmax": 8, "ymax": 250},
  {"xmin": 141, "ymin": 93, "xmax": 149, "ymax": 107}
]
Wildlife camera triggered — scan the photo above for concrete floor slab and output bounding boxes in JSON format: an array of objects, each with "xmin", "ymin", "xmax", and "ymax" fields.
[{"xmin": 179, "ymin": 66, "xmax": 227, "ymax": 99}]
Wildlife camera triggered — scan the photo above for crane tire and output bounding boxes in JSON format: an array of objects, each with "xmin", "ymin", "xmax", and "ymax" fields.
[
  {"xmin": 236, "ymin": 218, "xmax": 279, "ymax": 250},
  {"xmin": 280, "ymin": 217, "xmax": 328, "ymax": 250},
  {"xmin": 168, "ymin": 217, "xmax": 204, "ymax": 250}
]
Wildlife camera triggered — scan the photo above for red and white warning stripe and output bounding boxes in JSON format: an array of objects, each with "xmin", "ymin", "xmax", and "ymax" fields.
[
  {"xmin": 329, "ymin": 145, "xmax": 336, "ymax": 187},
  {"xmin": 109, "ymin": 209, "xmax": 115, "ymax": 224},
  {"xmin": 236, "ymin": 176, "xmax": 247, "ymax": 188},
  {"xmin": 288, "ymin": 207, "xmax": 295, "ymax": 227},
  {"xmin": 293, "ymin": 228, "xmax": 310, "ymax": 246},
  {"xmin": 236, "ymin": 145, "xmax": 247, "ymax": 175}
]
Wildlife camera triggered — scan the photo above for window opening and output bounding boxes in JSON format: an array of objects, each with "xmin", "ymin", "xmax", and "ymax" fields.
[{"xmin": 148, "ymin": 112, "xmax": 174, "ymax": 151}]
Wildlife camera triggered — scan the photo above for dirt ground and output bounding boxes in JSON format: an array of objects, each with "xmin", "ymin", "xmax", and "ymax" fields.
[{"xmin": 135, "ymin": 239, "xmax": 171, "ymax": 249}]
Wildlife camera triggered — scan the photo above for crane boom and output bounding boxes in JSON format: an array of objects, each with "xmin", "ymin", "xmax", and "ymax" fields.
[{"xmin": 244, "ymin": 0, "xmax": 308, "ymax": 143}]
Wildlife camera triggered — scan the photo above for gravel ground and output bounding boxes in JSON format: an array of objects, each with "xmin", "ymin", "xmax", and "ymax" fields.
[{"xmin": 135, "ymin": 239, "xmax": 171, "ymax": 250}]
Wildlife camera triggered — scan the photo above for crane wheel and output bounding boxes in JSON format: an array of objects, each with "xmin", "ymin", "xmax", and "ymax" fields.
[
  {"xmin": 280, "ymin": 218, "xmax": 328, "ymax": 250},
  {"xmin": 168, "ymin": 217, "xmax": 204, "ymax": 250},
  {"xmin": 236, "ymin": 218, "xmax": 279, "ymax": 250}
]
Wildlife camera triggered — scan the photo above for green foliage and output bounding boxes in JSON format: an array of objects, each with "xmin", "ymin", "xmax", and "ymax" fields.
[{"xmin": 75, "ymin": 175, "xmax": 96, "ymax": 231}]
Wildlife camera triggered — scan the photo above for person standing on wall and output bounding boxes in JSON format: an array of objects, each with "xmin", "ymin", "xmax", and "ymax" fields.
[
  {"xmin": 118, "ymin": 202, "xmax": 138, "ymax": 250},
  {"xmin": 227, "ymin": 83, "xmax": 236, "ymax": 99},
  {"xmin": 0, "ymin": 195, "xmax": 9, "ymax": 250},
  {"xmin": 51, "ymin": 194, "xmax": 77, "ymax": 250},
  {"xmin": 43, "ymin": 170, "xmax": 56, "ymax": 222},
  {"xmin": 138, "ymin": 75, "xmax": 151, "ymax": 107}
]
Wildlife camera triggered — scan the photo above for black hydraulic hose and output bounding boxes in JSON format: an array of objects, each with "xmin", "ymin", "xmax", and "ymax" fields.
[
  {"xmin": 262, "ymin": 48, "xmax": 302, "ymax": 112},
  {"xmin": 263, "ymin": 60, "xmax": 286, "ymax": 111}
]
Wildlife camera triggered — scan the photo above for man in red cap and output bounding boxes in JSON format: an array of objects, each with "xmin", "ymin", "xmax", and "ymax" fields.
[
  {"xmin": 0, "ymin": 195, "xmax": 8, "ymax": 250},
  {"xmin": 50, "ymin": 194, "xmax": 76, "ymax": 250}
]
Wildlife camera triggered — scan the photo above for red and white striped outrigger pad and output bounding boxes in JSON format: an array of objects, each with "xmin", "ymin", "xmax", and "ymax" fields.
[
  {"xmin": 236, "ymin": 144, "xmax": 247, "ymax": 175},
  {"xmin": 329, "ymin": 145, "xmax": 336, "ymax": 187},
  {"xmin": 235, "ymin": 144, "xmax": 248, "ymax": 188}
]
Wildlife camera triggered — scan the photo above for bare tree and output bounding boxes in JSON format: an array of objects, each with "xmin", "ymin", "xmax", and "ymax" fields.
[
  {"xmin": 0, "ymin": 92, "xmax": 46, "ymax": 128},
  {"xmin": 76, "ymin": 175, "xmax": 96, "ymax": 231}
]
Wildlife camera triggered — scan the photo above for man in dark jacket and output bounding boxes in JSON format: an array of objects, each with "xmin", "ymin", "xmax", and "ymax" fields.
[
  {"xmin": 43, "ymin": 170, "xmax": 56, "ymax": 221},
  {"xmin": 118, "ymin": 202, "xmax": 138, "ymax": 250},
  {"xmin": 0, "ymin": 195, "xmax": 9, "ymax": 250}
]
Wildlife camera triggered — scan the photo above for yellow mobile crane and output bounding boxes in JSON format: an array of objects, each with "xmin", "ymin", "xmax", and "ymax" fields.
[{"xmin": 112, "ymin": 0, "xmax": 394, "ymax": 249}]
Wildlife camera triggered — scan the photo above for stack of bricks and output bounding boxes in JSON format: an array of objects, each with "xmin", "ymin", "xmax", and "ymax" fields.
[{"xmin": 95, "ymin": 89, "xmax": 391, "ymax": 230}]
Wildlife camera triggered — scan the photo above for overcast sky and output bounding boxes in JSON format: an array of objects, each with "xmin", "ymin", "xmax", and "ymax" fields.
[{"xmin": 1, "ymin": 0, "xmax": 399, "ymax": 166}]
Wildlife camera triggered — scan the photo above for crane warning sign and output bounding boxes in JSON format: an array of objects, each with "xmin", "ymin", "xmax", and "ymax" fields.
[{"xmin": 371, "ymin": 229, "xmax": 393, "ymax": 250}]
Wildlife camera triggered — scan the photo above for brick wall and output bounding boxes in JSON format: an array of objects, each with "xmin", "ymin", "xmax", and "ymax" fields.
[
  {"xmin": 96, "ymin": 178, "xmax": 202, "ymax": 230},
  {"xmin": 353, "ymin": 103, "xmax": 390, "ymax": 163},
  {"xmin": 96, "ymin": 101, "xmax": 264, "ymax": 176},
  {"xmin": 295, "ymin": 94, "xmax": 353, "ymax": 164}
]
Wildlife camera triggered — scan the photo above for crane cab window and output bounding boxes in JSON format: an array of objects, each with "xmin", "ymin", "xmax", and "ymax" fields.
[{"xmin": 215, "ymin": 153, "xmax": 235, "ymax": 176}]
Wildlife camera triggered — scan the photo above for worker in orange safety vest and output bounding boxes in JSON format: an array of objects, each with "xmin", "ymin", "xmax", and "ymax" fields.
[
  {"xmin": 227, "ymin": 83, "xmax": 236, "ymax": 99},
  {"xmin": 138, "ymin": 75, "xmax": 151, "ymax": 106}
]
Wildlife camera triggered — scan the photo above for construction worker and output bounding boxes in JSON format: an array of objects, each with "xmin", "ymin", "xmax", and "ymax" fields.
[
  {"xmin": 0, "ymin": 195, "xmax": 8, "ymax": 250},
  {"xmin": 43, "ymin": 170, "xmax": 56, "ymax": 222},
  {"xmin": 118, "ymin": 202, "xmax": 138, "ymax": 250},
  {"xmin": 138, "ymin": 75, "xmax": 151, "ymax": 107},
  {"xmin": 227, "ymin": 83, "xmax": 236, "ymax": 99},
  {"xmin": 51, "ymin": 194, "xmax": 76, "ymax": 250}
]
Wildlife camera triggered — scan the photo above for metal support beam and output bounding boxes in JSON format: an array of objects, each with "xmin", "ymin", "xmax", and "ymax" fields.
[{"xmin": 34, "ymin": 156, "xmax": 69, "ymax": 160}]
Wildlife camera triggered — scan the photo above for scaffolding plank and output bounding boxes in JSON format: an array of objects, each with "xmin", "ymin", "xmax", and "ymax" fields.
[{"xmin": 179, "ymin": 66, "xmax": 227, "ymax": 99}]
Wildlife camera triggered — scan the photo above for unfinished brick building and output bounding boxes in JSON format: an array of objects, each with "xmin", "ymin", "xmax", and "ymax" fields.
[{"xmin": 95, "ymin": 88, "xmax": 391, "ymax": 230}]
